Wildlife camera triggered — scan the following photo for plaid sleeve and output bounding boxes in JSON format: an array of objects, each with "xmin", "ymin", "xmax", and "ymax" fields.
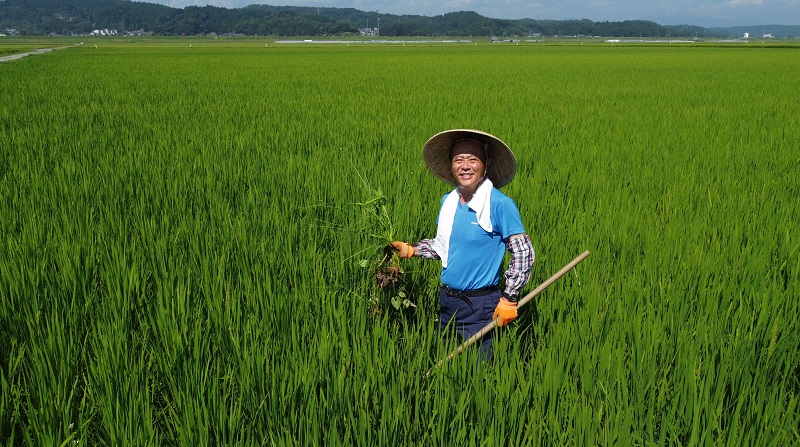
[
  {"xmin": 413, "ymin": 239, "xmax": 440, "ymax": 260},
  {"xmin": 504, "ymin": 234, "xmax": 534, "ymax": 298}
]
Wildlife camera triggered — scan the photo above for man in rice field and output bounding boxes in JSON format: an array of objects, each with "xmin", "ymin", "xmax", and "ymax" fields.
[{"xmin": 390, "ymin": 129, "xmax": 535, "ymax": 361}]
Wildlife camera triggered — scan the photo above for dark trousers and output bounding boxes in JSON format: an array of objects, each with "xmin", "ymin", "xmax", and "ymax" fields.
[{"xmin": 438, "ymin": 286, "xmax": 502, "ymax": 362}]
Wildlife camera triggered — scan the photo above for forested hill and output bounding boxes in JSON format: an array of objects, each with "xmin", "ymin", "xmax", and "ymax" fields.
[{"xmin": 0, "ymin": 0, "xmax": 786, "ymax": 37}]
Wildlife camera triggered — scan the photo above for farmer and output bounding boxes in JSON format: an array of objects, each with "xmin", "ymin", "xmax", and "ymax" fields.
[{"xmin": 390, "ymin": 129, "xmax": 534, "ymax": 361}]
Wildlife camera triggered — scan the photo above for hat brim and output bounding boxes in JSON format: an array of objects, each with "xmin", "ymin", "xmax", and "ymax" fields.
[{"xmin": 423, "ymin": 129, "xmax": 517, "ymax": 188}]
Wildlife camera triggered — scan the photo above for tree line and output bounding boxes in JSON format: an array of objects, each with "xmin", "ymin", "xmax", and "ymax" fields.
[{"xmin": 0, "ymin": 0, "xmax": 721, "ymax": 37}]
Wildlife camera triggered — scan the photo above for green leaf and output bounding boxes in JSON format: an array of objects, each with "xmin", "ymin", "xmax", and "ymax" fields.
[{"xmin": 391, "ymin": 296, "xmax": 402, "ymax": 310}]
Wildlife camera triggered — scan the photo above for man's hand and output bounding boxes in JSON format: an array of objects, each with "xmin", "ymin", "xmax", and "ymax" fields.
[
  {"xmin": 388, "ymin": 241, "xmax": 414, "ymax": 259},
  {"xmin": 493, "ymin": 298, "xmax": 517, "ymax": 327}
]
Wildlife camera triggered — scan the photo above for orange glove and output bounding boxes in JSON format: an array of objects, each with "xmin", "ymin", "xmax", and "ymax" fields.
[
  {"xmin": 493, "ymin": 297, "xmax": 517, "ymax": 327},
  {"xmin": 389, "ymin": 241, "xmax": 414, "ymax": 258}
]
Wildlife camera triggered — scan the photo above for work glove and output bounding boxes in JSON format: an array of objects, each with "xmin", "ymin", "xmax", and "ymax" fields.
[
  {"xmin": 389, "ymin": 241, "xmax": 414, "ymax": 259},
  {"xmin": 493, "ymin": 297, "xmax": 517, "ymax": 327}
]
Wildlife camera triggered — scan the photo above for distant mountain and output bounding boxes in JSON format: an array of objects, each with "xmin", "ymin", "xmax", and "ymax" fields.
[
  {"xmin": 649, "ymin": 15, "xmax": 751, "ymax": 28},
  {"xmin": 1, "ymin": 0, "xmax": 796, "ymax": 38},
  {"xmin": 651, "ymin": 14, "xmax": 800, "ymax": 35}
]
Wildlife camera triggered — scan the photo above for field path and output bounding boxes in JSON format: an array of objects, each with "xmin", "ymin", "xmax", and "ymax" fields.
[{"xmin": 0, "ymin": 44, "xmax": 75, "ymax": 63}]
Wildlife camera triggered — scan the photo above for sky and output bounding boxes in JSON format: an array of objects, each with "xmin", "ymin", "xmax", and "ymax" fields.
[{"xmin": 143, "ymin": 0, "xmax": 800, "ymax": 27}]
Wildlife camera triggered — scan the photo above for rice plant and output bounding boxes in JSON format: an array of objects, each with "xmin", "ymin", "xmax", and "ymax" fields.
[{"xmin": 0, "ymin": 39, "xmax": 798, "ymax": 446}]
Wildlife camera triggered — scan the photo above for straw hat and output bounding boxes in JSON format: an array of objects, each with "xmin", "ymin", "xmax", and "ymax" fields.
[{"xmin": 423, "ymin": 129, "xmax": 517, "ymax": 188}]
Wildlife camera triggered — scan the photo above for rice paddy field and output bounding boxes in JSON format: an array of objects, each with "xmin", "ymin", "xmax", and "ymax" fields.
[{"xmin": 1, "ymin": 38, "xmax": 799, "ymax": 446}]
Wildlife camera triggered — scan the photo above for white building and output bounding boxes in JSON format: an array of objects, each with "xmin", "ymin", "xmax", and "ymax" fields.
[{"xmin": 90, "ymin": 29, "xmax": 118, "ymax": 36}]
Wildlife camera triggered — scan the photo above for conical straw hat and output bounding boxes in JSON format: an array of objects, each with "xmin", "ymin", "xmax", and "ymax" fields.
[{"xmin": 423, "ymin": 129, "xmax": 517, "ymax": 188}]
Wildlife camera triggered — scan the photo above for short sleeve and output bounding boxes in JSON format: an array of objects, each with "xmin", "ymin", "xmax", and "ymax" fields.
[{"xmin": 491, "ymin": 191, "xmax": 525, "ymax": 240}]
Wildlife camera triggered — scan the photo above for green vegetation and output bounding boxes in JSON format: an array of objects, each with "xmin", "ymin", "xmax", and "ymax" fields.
[
  {"xmin": 0, "ymin": 0, "xmax": 762, "ymax": 38},
  {"xmin": 1, "ymin": 40, "xmax": 798, "ymax": 445}
]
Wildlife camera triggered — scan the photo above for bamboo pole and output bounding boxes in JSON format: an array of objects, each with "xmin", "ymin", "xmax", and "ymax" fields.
[{"xmin": 424, "ymin": 250, "xmax": 590, "ymax": 378}]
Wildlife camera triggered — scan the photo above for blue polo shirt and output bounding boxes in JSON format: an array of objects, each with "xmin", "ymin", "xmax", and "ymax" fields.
[{"xmin": 438, "ymin": 188, "xmax": 525, "ymax": 291}]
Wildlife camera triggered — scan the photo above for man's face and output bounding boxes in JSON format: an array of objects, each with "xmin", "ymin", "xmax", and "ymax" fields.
[{"xmin": 450, "ymin": 139, "xmax": 488, "ymax": 192}]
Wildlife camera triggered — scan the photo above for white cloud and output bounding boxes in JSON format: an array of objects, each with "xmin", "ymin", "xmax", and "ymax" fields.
[
  {"xmin": 444, "ymin": 0, "xmax": 478, "ymax": 9},
  {"xmin": 728, "ymin": 0, "xmax": 763, "ymax": 5}
]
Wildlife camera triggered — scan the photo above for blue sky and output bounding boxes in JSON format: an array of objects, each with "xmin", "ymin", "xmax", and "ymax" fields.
[{"xmin": 143, "ymin": 0, "xmax": 800, "ymax": 27}]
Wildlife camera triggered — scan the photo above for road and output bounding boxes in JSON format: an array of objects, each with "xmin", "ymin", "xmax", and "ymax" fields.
[{"xmin": 0, "ymin": 45, "xmax": 75, "ymax": 63}]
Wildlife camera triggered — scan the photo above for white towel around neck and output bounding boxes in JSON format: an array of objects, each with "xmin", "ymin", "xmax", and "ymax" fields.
[{"xmin": 432, "ymin": 178, "xmax": 494, "ymax": 268}]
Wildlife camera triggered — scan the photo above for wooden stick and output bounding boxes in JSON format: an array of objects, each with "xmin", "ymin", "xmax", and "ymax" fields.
[{"xmin": 424, "ymin": 250, "xmax": 590, "ymax": 378}]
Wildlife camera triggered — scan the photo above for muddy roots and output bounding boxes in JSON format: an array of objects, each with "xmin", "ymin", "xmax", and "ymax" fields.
[{"xmin": 374, "ymin": 265, "xmax": 403, "ymax": 288}]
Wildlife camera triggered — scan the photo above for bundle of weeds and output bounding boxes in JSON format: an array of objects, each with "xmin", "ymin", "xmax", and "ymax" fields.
[{"xmin": 303, "ymin": 170, "xmax": 417, "ymax": 318}]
